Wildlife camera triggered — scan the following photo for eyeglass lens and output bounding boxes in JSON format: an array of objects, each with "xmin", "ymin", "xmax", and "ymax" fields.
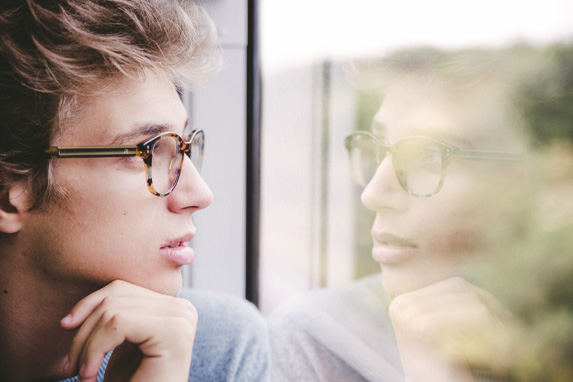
[
  {"xmin": 347, "ymin": 134, "xmax": 444, "ymax": 196},
  {"xmin": 149, "ymin": 132, "xmax": 203, "ymax": 195},
  {"xmin": 188, "ymin": 132, "xmax": 203, "ymax": 172},
  {"xmin": 393, "ymin": 139, "xmax": 444, "ymax": 196},
  {"xmin": 151, "ymin": 135, "xmax": 182, "ymax": 194}
]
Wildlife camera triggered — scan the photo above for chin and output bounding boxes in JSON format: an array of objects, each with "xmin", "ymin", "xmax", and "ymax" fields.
[
  {"xmin": 159, "ymin": 278, "xmax": 183, "ymax": 297},
  {"xmin": 139, "ymin": 272, "xmax": 183, "ymax": 297},
  {"xmin": 381, "ymin": 261, "xmax": 460, "ymax": 299},
  {"xmin": 380, "ymin": 265, "xmax": 413, "ymax": 299},
  {"xmin": 382, "ymin": 278, "xmax": 402, "ymax": 300},
  {"xmin": 381, "ymin": 268, "xmax": 431, "ymax": 299}
]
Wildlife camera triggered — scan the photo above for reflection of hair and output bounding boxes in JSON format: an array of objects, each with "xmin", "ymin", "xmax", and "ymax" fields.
[
  {"xmin": 349, "ymin": 46, "xmax": 554, "ymax": 97},
  {"xmin": 0, "ymin": 0, "xmax": 218, "ymax": 209},
  {"xmin": 514, "ymin": 44, "xmax": 573, "ymax": 147},
  {"xmin": 347, "ymin": 43, "xmax": 573, "ymax": 147},
  {"xmin": 346, "ymin": 47, "xmax": 511, "ymax": 91}
]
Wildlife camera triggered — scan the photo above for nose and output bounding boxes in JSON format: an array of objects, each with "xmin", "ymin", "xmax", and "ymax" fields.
[
  {"xmin": 167, "ymin": 154, "xmax": 213, "ymax": 212},
  {"xmin": 361, "ymin": 153, "xmax": 406, "ymax": 211}
]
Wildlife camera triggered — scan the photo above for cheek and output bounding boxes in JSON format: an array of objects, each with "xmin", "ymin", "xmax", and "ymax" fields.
[
  {"xmin": 38, "ymin": 181, "xmax": 154, "ymax": 277},
  {"xmin": 429, "ymin": 207, "xmax": 486, "ymax": 257},
  {"xmin": 33, "ymin": 207, "xmax": 161, "ymax": 291},
  {"xmin": 424, "ymin": 178, "xmax": 525, "ymax": 259},
  {"xmin": 419, "ymin": 181, "xmax": 501, "ymax": 257}
]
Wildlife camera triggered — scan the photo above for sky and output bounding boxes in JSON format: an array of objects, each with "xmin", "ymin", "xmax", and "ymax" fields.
[{"xmin": 261, "ymin": 0, "xmax": 573, "ymax": 74}]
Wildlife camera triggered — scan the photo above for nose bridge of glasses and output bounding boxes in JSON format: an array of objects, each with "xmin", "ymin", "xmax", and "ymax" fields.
[
  {"xmin": 368, "ymin": 141, "xmax": 397, "ymax": 181},
  {"xmin": 181, "ymin": 139, "xmax": 192, "ymax": 157},
  {"xmin": 376, "ymin": 141, "xmax": 394, "ymax": 165}
]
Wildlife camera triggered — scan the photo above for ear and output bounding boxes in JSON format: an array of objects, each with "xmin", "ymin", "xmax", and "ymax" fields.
[{"xmin": 0, "ymin": 181, "xmax": 30, "ymax": 234}]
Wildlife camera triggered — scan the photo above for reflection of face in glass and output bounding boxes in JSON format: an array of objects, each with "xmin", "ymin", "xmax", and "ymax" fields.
[{"xmin": 361, "ymin": 75, "xmax": 530, "ymax": 298}]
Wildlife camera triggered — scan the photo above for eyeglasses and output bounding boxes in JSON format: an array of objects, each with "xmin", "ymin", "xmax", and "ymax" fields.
[
  {"xmin": 45, "ymin": 130, "xmax": 204, "ymax": 196},
  {"xmin": 344, "ymin": 131, "xmax": 522, "ymax": 197}
]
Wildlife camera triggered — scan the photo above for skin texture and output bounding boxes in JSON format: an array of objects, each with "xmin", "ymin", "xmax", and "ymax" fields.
[
  {"xmin": 362, "ymin": 76, "xmax": 525, "ymax": 381},
  {"xmin": 61, "ymin": 280, "xmax": 198, "ymax": 381},
  {"xmin": 25, "ymin": 71, "xmax": 212, "ymax": 297},
  {"xmin": 0, "ymin": 71, "xmax": 213, "ymax": 381}
]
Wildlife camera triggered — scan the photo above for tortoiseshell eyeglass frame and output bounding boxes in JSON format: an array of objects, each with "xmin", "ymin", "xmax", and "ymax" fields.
[{"xmin": 45, "ymin": 129, "xmax": 204, "ymax": 196}]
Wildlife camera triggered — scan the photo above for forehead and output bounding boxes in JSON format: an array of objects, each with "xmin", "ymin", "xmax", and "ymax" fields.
[
  {"xmin": 373, "ymin": 75, "xmax": 525, "ymax": 150},
  {"xmin": 57, "ymin": 71, "xmax": 187, "ymax": 146}
]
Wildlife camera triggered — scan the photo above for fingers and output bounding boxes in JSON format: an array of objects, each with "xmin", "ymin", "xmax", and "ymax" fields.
[
  {"xmin": 60, "ymin": 280, "xmax": 198, "ymax": 381},
  {"xmin": 389, "ymin": 276, "xmax": 513, "ymax": 375},
  {"xmin": 390, "ymin": 276, "xmax": 511, "ymax": 322},
  {"xmin": 60, "ymin": 280, "xmax": 158, "ymax": 330},
  {"xmin": 75, "ymin": 310, "xmax": 147, "ymax": 381}
]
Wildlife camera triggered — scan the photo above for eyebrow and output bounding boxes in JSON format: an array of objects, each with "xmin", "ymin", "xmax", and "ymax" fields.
[
  {"xmin": 404, "ymin": 127, "xmax": 474, "ymax": 148},
  {"xmin": 108, "ymin": 120, "xmax": 188, "ymax": 145},
  {"xmin": 370, "ymin": 121, "xmax": 473, "ymax": 148}
]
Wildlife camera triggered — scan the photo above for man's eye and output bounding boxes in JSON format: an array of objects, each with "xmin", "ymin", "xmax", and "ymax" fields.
[
  {"xmin": 414, "ymin": 148, "xmax": 442, "ymax": 172},
  {"xmin": 397, "ymin": 142, "xmax": 443, "ymax": 172},
  {"xmin": 421, "ymin": 149, "xmax": 441, "ymax": 164}
]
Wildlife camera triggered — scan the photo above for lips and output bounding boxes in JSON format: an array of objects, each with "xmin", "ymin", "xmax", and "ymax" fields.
[
  {"xmin": 160, "ymin": 232, "xmax": 195, "ymax": 266},
  {"xmin": 371, "ymin": 231, "xmax": 419, "ymax": 265},
  {"xmin": 162, "ymin": 232, "xmax": 194, "ymax": 248}
]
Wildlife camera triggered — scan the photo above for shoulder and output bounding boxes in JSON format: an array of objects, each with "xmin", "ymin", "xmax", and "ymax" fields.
[
  {"xmin": 268, "ymin": 273, "xmax": 388, "ymax": 330},
  {"xmin": 179, "ymin": 288, "xmax": 265, "ymax": 331},
  {"xmin": 268, "ymin": 274, "xmax": 403, "ymax": 381},
  {"xmin": 178, "ymin": 289, "xmax": 270, "ymax": 382}
]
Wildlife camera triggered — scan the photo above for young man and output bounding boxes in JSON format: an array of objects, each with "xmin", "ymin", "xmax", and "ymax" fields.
[{"xmin": 0, "ymin": 1, "xmax": 269, "ymax": 381}]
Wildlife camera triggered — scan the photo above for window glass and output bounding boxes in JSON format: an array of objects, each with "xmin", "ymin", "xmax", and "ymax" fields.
[{"xmin": 260, "ymin": 0, "xmax": 573, "ymax": 380}]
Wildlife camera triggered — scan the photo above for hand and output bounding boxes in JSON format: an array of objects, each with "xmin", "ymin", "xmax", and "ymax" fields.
[
  {"xmin": 389, "ymin": 277, "xmax": 512, "ymax": 382},
  {"xmin": 60, "ymin": 280, "xmax": 197, "ymax": 382}
]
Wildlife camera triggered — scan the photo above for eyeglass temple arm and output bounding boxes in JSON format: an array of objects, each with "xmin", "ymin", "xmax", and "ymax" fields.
[
  {"xmin": 453, "ymin": 150, "xmax": 522, "ymax": 162},
  {"xmin": 45, "ymin": 146, "xmax": 141, "ymax": 159}
]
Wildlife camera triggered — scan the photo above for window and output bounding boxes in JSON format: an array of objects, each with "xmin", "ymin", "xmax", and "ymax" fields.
[{"xmin": 258, "ymin": 0, "xmax": 573, "ymax": 314}]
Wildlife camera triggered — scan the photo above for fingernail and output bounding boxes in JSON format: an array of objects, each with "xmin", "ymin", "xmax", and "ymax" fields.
[{"xmin": 60, "ymin": 314, "xmax": 72, "ymax": 325}]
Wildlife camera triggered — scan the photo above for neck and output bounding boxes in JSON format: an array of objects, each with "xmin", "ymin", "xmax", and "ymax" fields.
[{"xmin": 0, "ymin": 246, "xmax": 98, "ymax": 381}]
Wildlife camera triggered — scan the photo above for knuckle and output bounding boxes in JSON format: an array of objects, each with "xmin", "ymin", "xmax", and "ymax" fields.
[
  {"xmin": 108, "ymin": 279, "xmax": 126, "ymax": 290},
  {"xmin": 174, "ymin": 316, "xmax": 197, "ymax": 338},
  {"xmin": 474, "ymin": 303, "xmax": 493, "ymax": 320},
  {"xmin": 103, "ymin": 311, "xmax": 130, "ymax": 333},
  {"xmin": 450, "ymin": 275, "xmax": 470, "ymax": 289},
  {"xmin": 100, "ymin": 295, "xmax": 117, "ymax": 309},
  {"xmin": 174, "ymin": 296, "xmax": 193, "ymax": 309},
  {"xmin": 413, "ymin": 313, "xmax": 437, "ymax": 337},
  {"xmin": 174, "ymin": 298, "xmax": 198, "ymax": 318},
  {"xmin": 389, "ymin": 293, "xmax": 417, "ymax": 320},
  {"xmin": 100, "ymin": 308, "xmax": 118, "ymax": 324}
]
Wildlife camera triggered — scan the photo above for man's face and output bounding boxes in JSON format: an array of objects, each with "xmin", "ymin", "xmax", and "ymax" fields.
[
  {"xmin": 20, "ymin": 71, "xmax": 213, "ymax": 296},
  {"xmin": 361, "ymin": 76, "xmax": 529, "ymax": 298}
]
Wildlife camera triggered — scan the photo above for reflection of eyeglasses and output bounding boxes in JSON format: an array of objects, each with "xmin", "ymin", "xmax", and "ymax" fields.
[
  {"xmin": 45, "ymin": 130, "xmax": 204, "ymax": 196},
  {"xmin": 344, "ymin": 131, "xmax": 522, "ymax": 197}
]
